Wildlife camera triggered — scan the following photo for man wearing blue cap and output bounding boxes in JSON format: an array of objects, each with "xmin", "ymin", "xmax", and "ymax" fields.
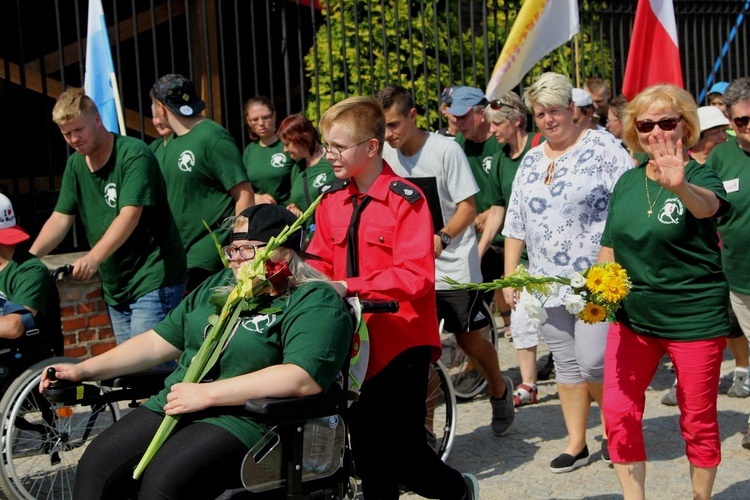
[{"xmin": 447, "ymin": 87, "xmax": 507, "ymax": 311}]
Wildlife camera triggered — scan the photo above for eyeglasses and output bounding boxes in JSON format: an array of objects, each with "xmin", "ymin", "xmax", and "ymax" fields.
[
  {"xmin": 249, "ymin": 114, "xmax": 273, "ymax": 124},
  {"xmin": 221, "ymin": 243, "xmax": 267, "ymax": 261},
  {"xmin": 732, "ymin": 115, "xmax": 750, "ymax": 128},
  {"xmin": 634, "ymin": 116, "xmax": 683, "ymax": 133},
  {"xmin": 544, "ymin": 160, "xmax": 556, "ymax": 186},
  {"xmin": 489, "ymin": 99, "xmax": 512, "ymax": 110},
  {"xmin": 323, "ymin": 139, "xmax": 372, "ymax": 161}
]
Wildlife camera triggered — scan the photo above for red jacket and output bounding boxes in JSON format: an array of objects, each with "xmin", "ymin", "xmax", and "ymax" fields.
[{"xmin": 307, "ymin": 163, "xmax": 441, "ymax": 379}]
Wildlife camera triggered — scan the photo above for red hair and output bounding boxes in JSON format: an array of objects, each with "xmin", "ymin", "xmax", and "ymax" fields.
[{"xmin": 277, "ymin": 113, "xmax": 320, "ymax": 156}]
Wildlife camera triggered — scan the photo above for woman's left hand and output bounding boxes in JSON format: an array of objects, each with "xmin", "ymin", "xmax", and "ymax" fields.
[
  {"xmin": 163, "ymin": 382, "xmax": 210, "ymax": 415},
  {"xmin": 648, "ymin": 132, "xmax": 686, "ymax": 191}
]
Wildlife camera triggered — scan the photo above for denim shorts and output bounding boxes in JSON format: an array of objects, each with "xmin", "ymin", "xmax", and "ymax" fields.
[{"xmin": 108, "ymin": 283, "xmax": 186, "ymax": 344}]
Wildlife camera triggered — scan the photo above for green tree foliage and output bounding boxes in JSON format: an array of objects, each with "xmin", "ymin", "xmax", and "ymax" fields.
[{"xmin": 305, "ymin": 1, "xmax": 611, "ymax": 131}]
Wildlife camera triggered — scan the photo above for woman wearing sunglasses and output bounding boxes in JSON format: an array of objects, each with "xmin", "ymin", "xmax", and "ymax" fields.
[
  {"xmin": 502, "ymin": 72, "xmax": 634, "ymax": 473},
  {"xmin": 598, "ymin": 84, "xmax": 730, "ymax": 500}
]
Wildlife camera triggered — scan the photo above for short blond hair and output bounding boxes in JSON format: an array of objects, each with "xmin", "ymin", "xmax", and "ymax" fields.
[
  {"xmin": 319, "ymin": 96, "xmax": 385, "ymax": 153},
  {"xmin": 621, "ymin": 84, "xmax": 700, "ymax": 154},
  {"xmin": 52, "ymin": 87, "xmax": 99, "ymax": 126},
  {"xmin": 524, "ymin": 72, "xmax": 573, "ymax": 110}
]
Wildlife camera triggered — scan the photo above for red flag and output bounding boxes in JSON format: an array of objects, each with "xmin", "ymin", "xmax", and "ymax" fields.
[{"xmin": 621, "ymin": 0, "xmax": 683, "ymax": 100}]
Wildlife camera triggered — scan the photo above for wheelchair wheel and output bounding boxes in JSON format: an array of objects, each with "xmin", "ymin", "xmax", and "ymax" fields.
[
  {"xmin": 439, "ymin": 301, "xmax": 499, "ymax": 400},
  {"xmin": 0, "ymin": 357, "xmax": 120, "ymax": 500},
  {"xmin": 426, "ymin": 360, "xmax": 457, "ymax": 462}
]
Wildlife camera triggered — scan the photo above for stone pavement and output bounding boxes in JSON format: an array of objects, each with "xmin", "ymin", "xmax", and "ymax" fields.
[{"xmin": 406, "ymin": 338, "xmax": 750, "ymax": 500}]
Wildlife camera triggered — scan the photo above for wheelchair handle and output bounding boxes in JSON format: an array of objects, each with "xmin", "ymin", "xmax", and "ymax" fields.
[
  {"xmin": 46, "ymin": 367, "xmax": 61, "ymax": 386},
  {"xmin": 52, "ymin": 264, "xmax": 74, "ymax": 281},
  {"xmin": 359, "ymin": 300, "xmax": 399, "ymax": 314}
]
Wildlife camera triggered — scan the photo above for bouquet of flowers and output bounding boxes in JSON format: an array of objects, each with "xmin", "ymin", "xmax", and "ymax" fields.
[
  {"xmin": 133, "ymin": 194, "xmax": 323, "ymax": 479},
  {"xmin": 443, "ymin": 261, "xmax": 631, "ymax": 325}
]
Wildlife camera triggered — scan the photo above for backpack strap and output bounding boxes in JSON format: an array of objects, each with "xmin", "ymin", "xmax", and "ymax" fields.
[{"xmin": 531, "ymin": 132, "xmax": 544, "ymax": 148}]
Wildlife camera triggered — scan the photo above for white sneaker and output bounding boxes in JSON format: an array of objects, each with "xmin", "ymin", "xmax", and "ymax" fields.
[{"xmin": 728, "ymin": 369, "xmax": 750, "ymax": 398}]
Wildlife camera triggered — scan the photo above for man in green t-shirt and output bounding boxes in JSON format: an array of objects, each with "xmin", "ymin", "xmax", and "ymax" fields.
[
  {"xmin": 31, "ymin": 88, "xmax": 187, "ymax": 345},
  {"xmin": 706, "ymin": 77, "xmax": 750, "ymax": 450},
  {"xmin": 447, "ymin": 87, "xmax": 505, "ymax": 313},
  {"xmin": 150, "ymin": 74, "xmax": 255, "ymax": 291}
]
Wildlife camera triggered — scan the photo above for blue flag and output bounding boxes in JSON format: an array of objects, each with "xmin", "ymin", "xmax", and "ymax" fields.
[{"xmin": 84, "ymin": 0, "xmax": 120, "ymax": 133}]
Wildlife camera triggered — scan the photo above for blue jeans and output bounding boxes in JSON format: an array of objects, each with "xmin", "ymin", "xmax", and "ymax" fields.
[{"xmin": 108, "ymin": 283, "xmax": 186, "ymax": 345}]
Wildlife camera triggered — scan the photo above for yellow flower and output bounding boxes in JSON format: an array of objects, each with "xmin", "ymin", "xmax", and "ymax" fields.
[
  {"xmin": 600, "ymin": 278, "xmax": 629, "ymax": 303},
  {"xmin": 585, "ymin": 266, "xmax": 607, "ymax": 293},
  {"xmin": 580, "ymin": 301, "xmax": 607, "ymax": 324}
]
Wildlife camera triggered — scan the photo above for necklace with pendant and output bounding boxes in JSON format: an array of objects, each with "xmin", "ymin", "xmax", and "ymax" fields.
[{"xmin": 645, "ymin": 170, "xmax": 664, "ymax": 217}]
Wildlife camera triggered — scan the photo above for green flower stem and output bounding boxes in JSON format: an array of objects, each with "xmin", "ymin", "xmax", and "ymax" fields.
[{"xmin": 132, "ymin": 193, "xmax": 325, "ymax": 480}]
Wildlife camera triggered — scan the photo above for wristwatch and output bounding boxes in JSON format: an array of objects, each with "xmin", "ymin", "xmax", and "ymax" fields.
[{"xmin": 438, "ymin": 231, "xmax": 451, "ymax": 249}]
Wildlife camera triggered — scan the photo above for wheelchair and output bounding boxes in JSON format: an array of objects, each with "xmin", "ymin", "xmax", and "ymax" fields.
[
  {"xmin": 0, "ymin": 265, "xmax": 84, "ymax": 499},
  {"xmin": 1, "ymin": 298, "xmax": 457, "ymax": 499},
  {"xmin": 439, "ymin": 300, "xmax": 500, "ymax": 400}
]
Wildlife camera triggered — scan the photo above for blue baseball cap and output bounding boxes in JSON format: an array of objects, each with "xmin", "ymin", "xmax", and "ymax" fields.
[
  {"xmin": 446, "ymin": 86, "xmax": 487, "ymax": 117},
  {"xmin": 708, "ymin": 81, "xmax": 729, "ymax": 95}
]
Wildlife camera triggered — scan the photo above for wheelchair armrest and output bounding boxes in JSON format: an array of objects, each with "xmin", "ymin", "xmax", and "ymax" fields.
[
  {"xmin": 43, "ymin": 380, "xmax": 103, "ymax": 404},
  {"xmin": 99, "ymin": 367, "xmax": 173, "ymax": 400},
  {"xmin": 244, "ymin": 386, "xmax": 349, "ymax": 425}
]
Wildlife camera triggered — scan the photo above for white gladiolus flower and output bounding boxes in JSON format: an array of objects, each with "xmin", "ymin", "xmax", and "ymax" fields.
[
  {"xmin": 524, "ymin": 295, "xmax": 548, "ymax": 323},
  {"xmin": 564, "ymin": 294, "xmax": 586, "ymax": 314},
  {"xmin": 546, "ymin": 282, "xmax": 562, "ymax": 297},
  {"xmin": 568, "ymin": 272, "xmax": 586, "ymax": 288}
]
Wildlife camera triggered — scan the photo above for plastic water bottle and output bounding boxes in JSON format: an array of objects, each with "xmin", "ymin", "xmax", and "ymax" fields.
[{"xmin": 303, "ymin": 415, "xmax": 339, "ymax": 474}]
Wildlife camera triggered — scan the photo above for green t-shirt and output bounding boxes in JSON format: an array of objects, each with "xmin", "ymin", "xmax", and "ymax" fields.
[
  {"xmin": 601, "ymin": 160, "xmax": 730, "ymax": 339},
  {"xmin": 289, "ymin": 157, "xmax": 334, "ymax": 211},
  {"xmin": 149, "ymin": 136, "xmax": 170, "ymax": 165},
  {"xmin": 454, "ymin": 133, "xmax": 503, "ymax": 214},
  {"xmin": 55, "ymin": 134, "xmax": 187, "ymax": 306},
  {"xmin": 289, "ymin": 157, "xmax": 334, "ymax": 227},
  {"xmin": 706, "ymin": 137, "xmax": 750, "ymax": 294},
  {"xmin": 243, "ymin": 139, "xmax": 295, "ymax": 205},
  {"xmin": 160, "ymin": 120, "xmax": 249, "ymax": 273},
  {"xmin": 146, "ymin": 271, "xmax": 355, "ymax": 449},
  {"xmin": 0, "ymin": 249, "xmax": 57, "ymax": 346}
]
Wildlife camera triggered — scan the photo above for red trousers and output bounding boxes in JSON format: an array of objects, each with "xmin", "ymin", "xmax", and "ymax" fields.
[{"xmin": 602, "ymin": 322, "xmax": 726, "ymax": 467}]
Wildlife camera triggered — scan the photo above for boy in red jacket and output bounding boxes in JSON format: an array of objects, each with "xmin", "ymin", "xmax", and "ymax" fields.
[{"xmin": 307, "ymin": 96, "xmax": 478, "ymax": 500}]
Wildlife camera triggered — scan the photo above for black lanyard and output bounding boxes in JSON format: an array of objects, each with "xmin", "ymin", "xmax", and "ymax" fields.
[{"xmin": 346, "ymin": 195, "xmax": 373, "ymax": 278}]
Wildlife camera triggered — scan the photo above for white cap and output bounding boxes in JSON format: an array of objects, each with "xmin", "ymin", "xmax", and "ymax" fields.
[
  {"xmin": 697, "ymin": 106, "xmax": 729, "ymax": 132},
  {"xmin": 0, "ymin": 193, "xmax": 30, "ymax": 245},
  {"xmin": 572, "ymin": 88, "xmax": 593, "ymax": 107}
]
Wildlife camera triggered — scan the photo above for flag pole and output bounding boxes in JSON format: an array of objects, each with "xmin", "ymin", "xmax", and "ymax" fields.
[
  {"xmin": 111, "ymin": 73, "xmax": 126, "ymax": 136},
  {"xmin": 573, "ymin": 33, "xmax": 582, "ymax": 89}
]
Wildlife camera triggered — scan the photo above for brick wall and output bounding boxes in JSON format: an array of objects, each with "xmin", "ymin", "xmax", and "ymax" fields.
[
  {"xmin": 57, "ymin": 278, "xmax": 115, "ymax": 358},
  {"xmin": 43, "ymin": 252, "xmax": 115, "ymax": 359}
]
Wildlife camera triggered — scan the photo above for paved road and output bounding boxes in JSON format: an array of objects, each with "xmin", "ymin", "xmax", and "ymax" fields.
[{"xmin": 406, "ymin": 338, "xmax": 750, "ymax": 500}]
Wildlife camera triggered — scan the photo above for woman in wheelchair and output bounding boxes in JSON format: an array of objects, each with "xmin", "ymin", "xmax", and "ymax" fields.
[{"xmin": 39, "ymin": 204, "xmax": 356, "ymax": 500}]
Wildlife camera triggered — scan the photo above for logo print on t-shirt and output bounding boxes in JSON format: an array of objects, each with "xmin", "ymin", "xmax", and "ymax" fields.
[
  {"xmin": 657, "ymin": 197, "xmax": 684, "ymax": 225},
  {"xmin": 241, "ymin": 313, "xmax": 278, "ymax": 333},
  {"xmin": 270, "ymin": 153, "xmax": 288, "ymax": 168},
  {"xmin": 178, "ymin": 151, "xmax": 196, "ymax": 172},
  {"xmin": 482, "ymin": 156, "xmax": 493, "ymax": 174},
  {"xmin": 313, "ymin": 173, "xmax": 328, "ymax": 188},
  {"xmin": 104, "ymin": 183, "xmax": 117, "ymax": 208}
]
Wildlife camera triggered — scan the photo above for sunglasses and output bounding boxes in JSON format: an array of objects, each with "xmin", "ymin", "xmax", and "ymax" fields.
[
  {"xmin": 489, "ymin": 99, "xmax": 512, "ymax": 110},
  {"xmin": 634, "ymin": 116, "xmax": 683, "ymax": 133},
  {"xmin": 732, "ymin": 115, "xmax": 750, "ymax": 128}
]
